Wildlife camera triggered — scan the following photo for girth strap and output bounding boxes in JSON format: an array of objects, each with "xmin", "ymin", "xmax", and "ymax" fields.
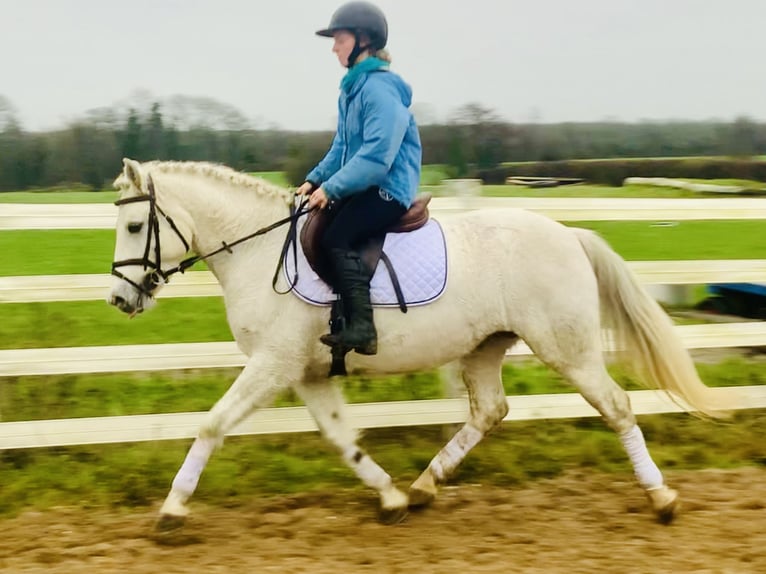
[{"xmin": 379, "ymin": 251, "xmax": 407, "ymax": 313}]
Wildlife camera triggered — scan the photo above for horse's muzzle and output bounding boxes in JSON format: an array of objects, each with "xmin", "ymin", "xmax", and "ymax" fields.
[{"xmin": 108, "ymin": 293, "xmax": 143, "ymax": 316}]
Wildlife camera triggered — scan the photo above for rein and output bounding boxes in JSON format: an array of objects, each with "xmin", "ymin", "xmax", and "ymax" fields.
[{"xmin": 111, "ymin": 174, "xmax": 314, "ymax": 298}]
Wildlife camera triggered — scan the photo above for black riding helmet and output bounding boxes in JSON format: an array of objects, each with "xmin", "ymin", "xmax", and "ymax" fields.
[{"xmin": 316, "ymin": 1, "xmax": 388, "ymax": 67}]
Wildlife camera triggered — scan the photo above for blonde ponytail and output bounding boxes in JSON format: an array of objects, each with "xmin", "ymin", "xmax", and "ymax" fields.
[{"xmin": 375, "ymin": 48, "xmax": 392, "ymax": 63}]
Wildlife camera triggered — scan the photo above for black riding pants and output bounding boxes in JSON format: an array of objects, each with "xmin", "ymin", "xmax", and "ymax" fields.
[{"xmin": 321, "ymin": 187, "xmax": 408, "ymax": 252}]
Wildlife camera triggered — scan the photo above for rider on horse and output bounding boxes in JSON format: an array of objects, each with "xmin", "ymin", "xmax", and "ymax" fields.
[{"xmin": 297, "ymin": 1, "xmax": 422, "ymax": 356}]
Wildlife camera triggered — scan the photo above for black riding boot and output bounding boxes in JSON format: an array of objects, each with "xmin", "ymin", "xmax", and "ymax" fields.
[{"xmin": 320, "ymin": 248, "xmax": 378, "ymax": 355}]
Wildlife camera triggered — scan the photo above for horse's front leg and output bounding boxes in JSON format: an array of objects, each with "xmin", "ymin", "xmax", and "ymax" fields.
[
  {"xmin": 156, "ymin": 353, "xmax": 291, "ymax": 532},
  {"xmin": 294, "ymin": 378, "xmax": 409, "ymax": 525}
]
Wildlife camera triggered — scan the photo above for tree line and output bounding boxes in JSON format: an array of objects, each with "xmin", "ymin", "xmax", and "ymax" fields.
[{"xmin": 1, "ymin": 94, "xmax": 765, "ymax": 191}]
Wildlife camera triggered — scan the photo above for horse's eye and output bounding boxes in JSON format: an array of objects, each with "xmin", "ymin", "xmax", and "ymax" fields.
[{"xmin": 128, "ymin": 222, "xmax": 143, "ymax": 234}]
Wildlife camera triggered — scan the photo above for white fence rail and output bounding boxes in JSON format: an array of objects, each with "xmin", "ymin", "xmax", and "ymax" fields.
[
  {"xmin": 3, "ymin": 385, "xmax": 766, "ymax": 450},
  {"xmin": 3, "ymin": 197, "xmax": 766, "ymax": 230},
  {"xmin": 2, "ymin": 323, "xmax": 765, "ymax": 377},
  {"xmin": 2, "ymin": 260, "xmax": 765, "ymax": 303},
  {"xmin": 0, "ymin": 272, "xmax": 223, "ymax": 302}
]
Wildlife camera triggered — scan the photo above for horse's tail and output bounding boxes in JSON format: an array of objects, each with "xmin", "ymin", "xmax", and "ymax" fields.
[{"xmin": 573, "ymin": 227, "xmax": 738, "ymax": 417}]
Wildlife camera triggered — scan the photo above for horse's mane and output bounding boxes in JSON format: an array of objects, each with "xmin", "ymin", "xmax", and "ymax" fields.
[{"xmin": 115, "ymin": 161, "xmax": 293, "ymax": 203}]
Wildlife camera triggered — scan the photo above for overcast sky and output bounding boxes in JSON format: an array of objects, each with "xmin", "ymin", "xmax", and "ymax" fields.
[{"xmin": 3, "ymin": 0, "xmax": 765, "ymax": 131}]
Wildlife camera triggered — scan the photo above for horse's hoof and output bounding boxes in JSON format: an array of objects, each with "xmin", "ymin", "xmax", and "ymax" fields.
[
  {"xmin": 155, "ymin": 513, "xmax": 187, "ymax": 533},
  {"xmin": 409, "ymin": 468, "xmax": 438, "ymax": 509},
  {"xmin": 647, "ymin": 487, "xmax": 680, "ymax": 525},
  {"xmin": 408, "ymin": 487, "xmax": 436, "ymax": 509},
  {"xmin": 655, "ymin": 497, "xmax": 680, "ymax": 525},
  {"xmin": 379, "ymin": 505, "xmax": 408, "ymax": 525}
]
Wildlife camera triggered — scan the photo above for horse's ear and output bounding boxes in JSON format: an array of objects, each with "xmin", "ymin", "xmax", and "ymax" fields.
[{"xmin": 122, "ymin": 158, "xmax": 144, "ymax": 190}]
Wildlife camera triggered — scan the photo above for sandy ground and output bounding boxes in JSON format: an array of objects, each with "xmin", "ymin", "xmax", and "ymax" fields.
[{"xmin": 1, "ymin": 467, "xmax": 765, "ymax": 574}]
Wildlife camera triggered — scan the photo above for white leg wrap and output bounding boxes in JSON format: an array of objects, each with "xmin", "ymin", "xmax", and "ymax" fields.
[
  {"xmin": 619, "ymin": 425, "xmax": 663, "ymax": 490},
  {"xmin": 171, "ymin": 437, "xmax": 216, "ymax": 496},
  {"xmin": 429, "ymin": 424, "xmax": 484, "ymax": 482},
  {"xmin": 343, "ymin": 447, "xmax": 392, "ymax": 492}
]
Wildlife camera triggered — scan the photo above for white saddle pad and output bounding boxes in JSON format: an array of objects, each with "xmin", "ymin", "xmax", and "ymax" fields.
[{"xmin": 283, "ymin": 217, "xmax": 448, "ymax": 307}]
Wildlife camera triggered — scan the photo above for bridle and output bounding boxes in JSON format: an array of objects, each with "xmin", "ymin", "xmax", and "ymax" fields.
[
  {"xmin": 111, "ymin": 174, "xmax": 314, "ymax": 299},
  {"xmin": 111, "ymin": 175, "xmax": 189, "ymax": 298}
]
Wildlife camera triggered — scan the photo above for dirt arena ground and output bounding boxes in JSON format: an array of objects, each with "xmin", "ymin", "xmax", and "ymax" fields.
[{"xmin": 1, "ymin": 467, "xmax": 764, "ymax": 573}]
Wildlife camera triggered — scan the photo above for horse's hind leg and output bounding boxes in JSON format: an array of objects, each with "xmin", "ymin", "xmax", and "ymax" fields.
[
  {"xmin": 572, "ymin": 363, "xmax": 678, "ymax": 522},
  {"xmin": 524, "ymin": 323, "xmax": 679, "ymax": 523},
  {"xmin": 293, "ymin": 378, "xmax": 409, "ymax": 524},
  {"xmin": 410, "ymin": 332, "xmax": 515, "ymax": 508}
]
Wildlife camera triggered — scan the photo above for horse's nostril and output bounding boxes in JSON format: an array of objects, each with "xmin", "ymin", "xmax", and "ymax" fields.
[{"xmin": 111, "ymin": 295, "xmax": 126, "ymax": 308}]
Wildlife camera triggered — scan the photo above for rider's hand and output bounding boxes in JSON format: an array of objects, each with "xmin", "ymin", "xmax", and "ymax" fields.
[
  {"xmin": 296, "ymin": 181, "xmax": 317, "ymax": 196},
  {"xmin": 308, "ymin": 187, "xmax": 330, "ymax": 210}
]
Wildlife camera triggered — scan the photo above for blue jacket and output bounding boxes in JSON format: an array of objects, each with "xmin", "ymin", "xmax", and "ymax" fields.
[{"xmin": 307, "ymin": 68, "xmax": 422, "ymax": 209}]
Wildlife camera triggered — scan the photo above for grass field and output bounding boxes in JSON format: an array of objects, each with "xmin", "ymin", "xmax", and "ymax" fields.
[
  {"xmin": 1, "ymin": 177, "xmax": 765, "ymax": 518},
  {"xmin": 0, "ymin": 190, "xmax": 119, "ymax": 203}
]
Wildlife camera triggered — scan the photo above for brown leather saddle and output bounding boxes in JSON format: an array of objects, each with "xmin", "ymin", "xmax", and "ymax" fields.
[{"xmin": 300, "ymin": 192, "xmax": 432, "ymax": 289}]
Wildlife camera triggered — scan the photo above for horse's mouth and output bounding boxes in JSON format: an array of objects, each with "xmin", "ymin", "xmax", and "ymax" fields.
[{"xmin": 110, "ymin": 294, "xmax": 146, "ymax": 317}]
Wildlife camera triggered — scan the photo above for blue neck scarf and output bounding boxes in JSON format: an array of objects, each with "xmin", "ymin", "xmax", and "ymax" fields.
[{"xmin": 340, "ymin": 57, "xmax": 389, "ymax": 92}]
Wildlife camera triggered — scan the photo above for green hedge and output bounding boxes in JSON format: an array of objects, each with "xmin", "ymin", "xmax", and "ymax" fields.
[{"xmin": 476, "ymin": 158, "xmax": 766, "ymax": 186}]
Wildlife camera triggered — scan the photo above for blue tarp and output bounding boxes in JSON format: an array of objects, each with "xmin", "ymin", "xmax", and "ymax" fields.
[{"xmin": 708, "ymin": 282, "xmax": 766, "ymax": 297}]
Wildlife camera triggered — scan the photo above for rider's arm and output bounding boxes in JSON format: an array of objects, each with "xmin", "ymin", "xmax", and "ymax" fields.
[{"xmin": 306, "ymin": 112, "xmax": 345, "ymax": 186}]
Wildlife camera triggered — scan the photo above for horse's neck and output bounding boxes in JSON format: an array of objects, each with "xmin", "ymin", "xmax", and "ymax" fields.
[{"xmin": 160, "ymin": 171, "xmax": 290, "ymax": 289}]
